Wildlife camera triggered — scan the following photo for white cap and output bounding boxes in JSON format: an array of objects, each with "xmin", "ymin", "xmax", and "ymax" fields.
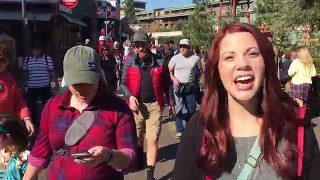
[{"xmin": 179, "ymin": 39, "xmax": 190, "ymax": 46}]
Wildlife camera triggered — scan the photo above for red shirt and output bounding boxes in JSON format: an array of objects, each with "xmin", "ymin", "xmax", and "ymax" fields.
[
  {"xmin": 29, "ymin": 85, "xmax": 137, "ymax": 180},
  {"xmin": 0, "ymin": 71, "xmax": 31, "ymax": 119}
]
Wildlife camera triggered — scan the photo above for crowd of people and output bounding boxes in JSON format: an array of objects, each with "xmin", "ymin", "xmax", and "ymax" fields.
[{"xmin": 0, "ymin": 22, "xmax": 319, "ymax": 180}]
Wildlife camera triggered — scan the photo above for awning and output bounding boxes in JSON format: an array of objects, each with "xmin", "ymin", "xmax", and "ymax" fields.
[
  {"xmin": 0, "ymin": 10, "xmax": 53, "ymax": 21},
  {"xmin": 59, "ymin": 13, "xmax": 87, "ymax": 27}
]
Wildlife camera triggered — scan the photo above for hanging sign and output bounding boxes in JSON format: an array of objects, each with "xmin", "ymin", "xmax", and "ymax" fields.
[{"xmin": 62, "ymin": 0, "xmax": 78, "ymax": 9}]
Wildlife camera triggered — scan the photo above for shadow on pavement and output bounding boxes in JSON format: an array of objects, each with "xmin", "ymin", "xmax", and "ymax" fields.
[
  {"xmin": 157, "ymin": 143, "xmax": 179, "ymax": 163},
  {"xmin": 158, "ymin": 171, "xmax": 173, "ymax": 180},
  {"xmin": 162, "ymin": 117, "xmax": 175, "ymax": 125}
]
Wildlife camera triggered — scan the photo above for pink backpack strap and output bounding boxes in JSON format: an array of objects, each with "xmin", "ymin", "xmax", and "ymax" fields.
[
  {"xmin": 202, "ymin": 134, "xmax": 214, "ymax": 180},
  {"xmin": 297, "ymin": 106, "xmax": 306, "ymax": 179}
]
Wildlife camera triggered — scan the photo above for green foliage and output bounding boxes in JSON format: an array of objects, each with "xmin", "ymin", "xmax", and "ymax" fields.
[
  {"xmin": 182, "ymin": 4, "xmax": 216, "ymax": 50},
  {"xmin": 172, "ymin": 20, "xmax": 187, "ymax": 31},
  {"xmin": 124, "ymin": 0, "xmax": 135, "ymax": 23},
  {"xmin": 159, "ymin": 27, "xmax": 170, "ymax": 32},
  {"xmin": 254, "ymin": 0, "xmax": 320, "ymax": 47},
  {"xmin": 192, "ymin": 0, "xmax": 211, "ymax": 5}
]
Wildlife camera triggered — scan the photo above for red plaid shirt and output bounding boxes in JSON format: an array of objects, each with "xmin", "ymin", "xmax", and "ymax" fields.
[{"xmin": 29, "ymin": 85, "xmax": 137, "ymax": 180}]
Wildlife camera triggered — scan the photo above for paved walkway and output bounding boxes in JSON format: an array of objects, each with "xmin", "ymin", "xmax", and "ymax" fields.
[{"xmin": 124, "ymin": 112, "xmax": 179, "ymax": 180}]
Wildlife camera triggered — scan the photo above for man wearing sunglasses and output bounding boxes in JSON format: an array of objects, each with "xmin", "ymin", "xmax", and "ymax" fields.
[
  {"xmin": 120, "ymin": 31, "xmax": 175, "ymax": 180},
  {"xmin": 168, "ymin": 39, "xmax": 202, "ymax": 139}
]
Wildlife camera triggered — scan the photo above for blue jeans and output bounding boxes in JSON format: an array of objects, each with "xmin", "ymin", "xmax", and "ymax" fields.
[{"xmin": 175, "ymin": 93, "xmax": 196, "ymax": 133}]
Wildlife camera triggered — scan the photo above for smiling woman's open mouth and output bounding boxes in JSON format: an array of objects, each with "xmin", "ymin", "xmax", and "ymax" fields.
[{"xmin": 234, "ymin": 75, "xmax": 255, "ymax": 90}]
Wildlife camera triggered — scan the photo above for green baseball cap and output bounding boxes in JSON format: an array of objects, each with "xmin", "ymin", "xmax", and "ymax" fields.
[{"xmin": 63, "ymin": 46, "xmax": 101, "ymax": 86}]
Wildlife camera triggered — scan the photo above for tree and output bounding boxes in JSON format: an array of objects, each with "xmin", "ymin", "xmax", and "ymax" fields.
[
  {"xmin": 124, "ymin": 0, "xmax": 135, "ymax": 23},
  {"xmin": 254, "ymin": 0, "xmax": 320, "ymax": 46},
  {"xmin": 192, "ymin": 0, "xmax": 211, "ymax": 5},
  {"xmin": 182, "ymin": 4, "xmax": 216, "ymax": 50},
  {"xmin": 172, "ymin": 20, "xmax": 187, "ymax": 31}
]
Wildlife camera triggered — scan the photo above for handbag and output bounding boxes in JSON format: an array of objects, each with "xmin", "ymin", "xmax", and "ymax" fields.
[
  {"xmin": 175, "ymin": 83, "xmax": 195, "ymax": 97},
  {"xmin": 51, "ymin": 110, "xmax": 101, "ymax": 161},
  {"xmin": 205, "ymin": 136, "xmax": 261, "ymax": 180}
]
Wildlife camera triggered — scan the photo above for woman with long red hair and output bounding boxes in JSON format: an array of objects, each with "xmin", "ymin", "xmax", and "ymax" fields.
[{"xmin": 172, "ymin": 23, "xmax": 320, "ymax": 180}]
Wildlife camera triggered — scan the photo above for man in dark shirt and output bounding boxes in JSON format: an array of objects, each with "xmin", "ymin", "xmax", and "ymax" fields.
[{"xmin": 121, "ymin": 31, "xmax": 175, "ymax": 180}]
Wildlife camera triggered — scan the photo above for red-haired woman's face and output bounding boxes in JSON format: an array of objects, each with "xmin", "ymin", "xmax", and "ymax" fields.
[{"xmin": 218, "ymin": 32, "xmax": 265, "ymax": 101}]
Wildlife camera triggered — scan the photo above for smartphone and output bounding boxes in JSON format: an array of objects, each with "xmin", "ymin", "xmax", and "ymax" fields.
[{"xmin": 71, "ymin": 152, "xmax": 91, "ymax": 159}]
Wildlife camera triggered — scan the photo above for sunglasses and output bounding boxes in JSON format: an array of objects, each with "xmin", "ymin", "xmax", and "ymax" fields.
[
  {"xmin": 179, "ymin": 45, "xmax": 189, "ymax": 49},
  {"xmin": 134, "ymin": 42, "xmax": 147, "ymax": 48}
]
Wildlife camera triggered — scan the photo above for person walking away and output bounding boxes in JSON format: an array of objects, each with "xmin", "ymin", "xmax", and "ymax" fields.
[
  {"xmin": 168, "ymin": 39, "xmax": 202, "ymax": 139},
  {"xmin": 123, "ymin": 40, "xmax": 136, "ymax": 64},
  {"xmin": 0, "ymin": 46, "xmax": 34, "ymax": 135},
  {"xmin": 23, "ymin": 45, "xmax": 137, "ymax": 180},
  {"xmin": 279, "ymin": 49, "xmax": 292, "ymax": 92},
  {"xmin": 0, "ymin": 114, "xmax": 30, "ymax": 180},
  {"xmin": 192, "ymin": 45, "xmax": 201, "ymax": 58},
  {"xmin": 23, "ymin": 43, "xmax": 59, "ymax": 131},
  {"xmin": 290, "ymin": 45, "xmax": 297, "ymax": 61},
  {"xmin": 162, "ymin": 42, "xmax": 175, "ymax": 118},
  {"xmin": 192, "ymin": 45, "xmax": 204, "ymax": 104},
  {"xmin": 100, "ymin": 45, "xmax": 119, "ymax": 92},
  {"xmin": 120, "ymin": 31, "xmax": 175, "ymax": 180},
  {"xmin": 288, "ymin": 47, "xmax": 316, "ymax": 107}
]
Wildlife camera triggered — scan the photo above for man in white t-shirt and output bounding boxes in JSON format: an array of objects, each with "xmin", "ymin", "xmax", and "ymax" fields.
[{"xmin": 168, "ymin": 39, "xmax": 202, "ymax": 138}]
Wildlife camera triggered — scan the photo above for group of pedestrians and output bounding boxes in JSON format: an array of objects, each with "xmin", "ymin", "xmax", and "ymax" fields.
[{"xmin": 0, "ymin": 22, "xmax": 320, "ymax": 180}]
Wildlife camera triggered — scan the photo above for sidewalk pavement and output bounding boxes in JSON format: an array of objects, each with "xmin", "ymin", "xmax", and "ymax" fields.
[{"xmin": 124, "ymin": 107, "xmax": 179, "ymax": 180}]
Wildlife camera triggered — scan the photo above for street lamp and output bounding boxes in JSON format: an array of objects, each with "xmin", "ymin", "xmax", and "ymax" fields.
[{"xmin": 97, "ymin": 8, "xmax": 109, "ymax": 37}]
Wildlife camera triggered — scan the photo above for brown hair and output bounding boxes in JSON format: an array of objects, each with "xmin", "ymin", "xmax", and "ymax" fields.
[
  {"xmin": 0, "ymin": 114, "xmax": 29, "ymax": 152},
  {"xmin": 198, "ymin": 23, "xmax": 299, "ymax": 178}
]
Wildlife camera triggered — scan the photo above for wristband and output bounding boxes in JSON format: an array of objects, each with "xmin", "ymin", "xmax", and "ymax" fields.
[{"xmin": 105, "ymin": 149, "xmax": 113, "ymax": 164}]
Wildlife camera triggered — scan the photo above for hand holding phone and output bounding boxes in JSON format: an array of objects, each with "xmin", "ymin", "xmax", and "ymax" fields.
[{"xmin": 71, "ymin": 152, "xmax": 91, "ymax": 159}]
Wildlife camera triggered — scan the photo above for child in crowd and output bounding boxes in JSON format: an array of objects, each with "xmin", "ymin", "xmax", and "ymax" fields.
[{"xmin": 0, "ymin": 114, "xmax": 30, "ymax": 179}]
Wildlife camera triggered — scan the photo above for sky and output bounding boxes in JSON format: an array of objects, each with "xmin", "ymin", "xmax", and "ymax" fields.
[{"xmin": 146, "ymin": 0, "xmax": 193, "ymax": 9}]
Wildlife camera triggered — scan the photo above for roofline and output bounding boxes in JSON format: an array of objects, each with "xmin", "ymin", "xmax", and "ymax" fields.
[{"xmin": 137, "ymin": 5, "xmax": 196, "ymax": 15}]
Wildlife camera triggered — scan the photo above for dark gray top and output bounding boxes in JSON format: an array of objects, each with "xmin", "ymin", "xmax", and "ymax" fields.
[
  {"xmin": 172, "ymin": 111, "xmax": 320, "ymax": 180},
  {"xmin": 217, "ymin": 136, "xmax": 281, "ymax": 180}
]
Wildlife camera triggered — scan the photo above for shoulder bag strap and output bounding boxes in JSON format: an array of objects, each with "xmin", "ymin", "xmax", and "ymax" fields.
[
  {"xmin": 51, "ymin": 110, "xmax": 101, "ymax": 161},
  {"xmin": 237, "ymin": 136, "xmax": 262, "ymax": 180},
  {"xmin": 203, "ymin": 136, "xmax": 261, "ymax": 180}
]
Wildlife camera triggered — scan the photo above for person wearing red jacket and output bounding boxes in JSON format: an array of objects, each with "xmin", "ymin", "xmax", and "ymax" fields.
[
  {"xmin": 120, "ymin": 31, "xmax": 175, "ymax": 180},
  {"xmin": 0, "ymin": 46, "xmax": 34, "ymax": 135}
]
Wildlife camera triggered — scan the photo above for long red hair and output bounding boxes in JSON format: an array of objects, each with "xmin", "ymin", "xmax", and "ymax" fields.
[{"xmin": 198, "ymin": 23, "xmax": 299, "ymax": 178}]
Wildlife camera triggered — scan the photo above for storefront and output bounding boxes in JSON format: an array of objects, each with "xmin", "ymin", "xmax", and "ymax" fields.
[{"xmin": 0, "ymin": 0, "xmax": 98, "ymax": 76}]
